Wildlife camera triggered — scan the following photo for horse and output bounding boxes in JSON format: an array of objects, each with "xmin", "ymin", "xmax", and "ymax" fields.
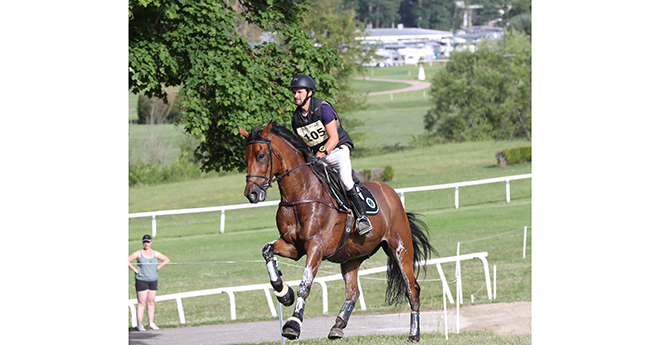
[{"xmin": 238, "ymin": 121, "xmax": 436, "ymax": 342}]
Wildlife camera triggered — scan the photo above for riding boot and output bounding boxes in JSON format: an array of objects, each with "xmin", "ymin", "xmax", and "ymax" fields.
[{"xmin": 347, "ymin": 186, "xmax": 373, "ymax": 236}]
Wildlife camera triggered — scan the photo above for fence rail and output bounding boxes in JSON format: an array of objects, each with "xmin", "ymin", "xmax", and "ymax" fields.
[
  {"xmin": 129, "ymin": 174, "xmax": 531, "ymax": 237},
  {"xmin": 128, "ymin": 252, "xmax": 492, "ymax": 328}
]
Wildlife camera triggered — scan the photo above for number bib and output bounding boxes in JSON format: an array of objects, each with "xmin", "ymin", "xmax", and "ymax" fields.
[{"xmin": 295, "ymin": 120, "xmax": 328, "ymax": 147}]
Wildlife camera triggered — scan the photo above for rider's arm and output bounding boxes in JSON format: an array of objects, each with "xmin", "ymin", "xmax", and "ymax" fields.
[{"xmin": 318, "ymin": 120, "xmax": 339, "ymax": 158}]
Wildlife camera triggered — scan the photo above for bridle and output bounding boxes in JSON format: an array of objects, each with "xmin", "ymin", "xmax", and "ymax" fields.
[{"xmin": 245, "ymin": 137, "xmax": 310, "ymax": 194}]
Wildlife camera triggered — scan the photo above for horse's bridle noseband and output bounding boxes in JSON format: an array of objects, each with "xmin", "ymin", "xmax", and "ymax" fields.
[
  {"xmin": 245, "ymin": 137, "xmax": 311, "ymax": 194},
  {"xmin": 245, "ymin": 139, "xmax": 281, "ymax": 194}
]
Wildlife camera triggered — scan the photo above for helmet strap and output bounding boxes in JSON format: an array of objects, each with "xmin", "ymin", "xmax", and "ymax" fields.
[{"xmin": 301, "ymin": 89, "xmax": 314, "ymax": 112}]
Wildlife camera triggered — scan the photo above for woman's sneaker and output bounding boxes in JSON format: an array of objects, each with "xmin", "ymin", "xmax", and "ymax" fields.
[
  {"xmin": 148, "ymin": 323, "xmax": 159, "ymax": 330},
  {"xmin": 136, "ymin": 324, "xmax": 146, "ymax": 332}
]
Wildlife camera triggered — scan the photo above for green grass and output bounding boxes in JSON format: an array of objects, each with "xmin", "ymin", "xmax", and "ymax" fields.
[{"xmin": 233, "ymin": 331, "xmax": 531, "ymax": 345}]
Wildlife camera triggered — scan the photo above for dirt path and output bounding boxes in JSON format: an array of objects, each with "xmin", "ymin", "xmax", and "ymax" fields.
[
  {"xmin": 358, "ymin": 77, "xmax": 432, "ymax": 95},
  {"xmin": 128, "ymin": 301, "xmax": 530, "ymax": 345}
]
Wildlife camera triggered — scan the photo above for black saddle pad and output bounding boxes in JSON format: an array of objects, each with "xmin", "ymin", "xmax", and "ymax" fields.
[
  {"xmin": 360, "ymin": 185, "xmax": 380, "ymax": 215},
  {"xmin": 313, "ymin": 163, "xmax": 379, "ymax": 215}
]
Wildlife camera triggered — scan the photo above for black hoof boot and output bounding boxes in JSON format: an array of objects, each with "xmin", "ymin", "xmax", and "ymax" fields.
[
  {"xmin": 282, "ymin": 319, "xmax": 301, "ymax": 340},
  {"xmin": 274, "ymin": 283, "xmax": 295, "ymax": 307},
  {"xmin": 407, "ymin": 334, "xmax": 420, "ymax": 342}
]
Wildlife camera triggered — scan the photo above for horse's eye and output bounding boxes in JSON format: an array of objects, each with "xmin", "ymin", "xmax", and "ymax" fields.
[{"xmin": 257, "ymin": 153, "xmax": 266, "ymax": 160}]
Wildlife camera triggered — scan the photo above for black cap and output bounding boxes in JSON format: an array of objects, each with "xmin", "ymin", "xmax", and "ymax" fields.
[{"xmin": 142, "ymin": 234, "xmax": 152, "ymax": 242}]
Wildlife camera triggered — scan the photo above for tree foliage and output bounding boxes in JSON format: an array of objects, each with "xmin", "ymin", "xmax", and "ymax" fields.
[
  {"xmin": 398, "ymin": 0, "xmax": 455, "ymax": 31},
  {"xmin": 129, "ymin": 0, "xmax": 343, "ymax": 172},
  {"xmin": 424, "ymin": 30, "xmax": 531, "ymax": 142},
  {"xmin": 302, "ymin": 0, "xmax": 373, "ymax": 136}
]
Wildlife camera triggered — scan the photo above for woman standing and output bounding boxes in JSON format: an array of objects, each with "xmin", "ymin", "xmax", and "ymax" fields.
[{"xmin": 128, "ymin": 234, "xmax": 170, "ymax": 331}]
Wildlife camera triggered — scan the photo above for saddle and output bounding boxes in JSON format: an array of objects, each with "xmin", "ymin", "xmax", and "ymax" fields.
[
  {"xmin": 307, "ymin": 161, "xmax": 380, "ymax": 262},
  {"xmin": 308, "ymin": 162, "xmax": 380, "ymax": 215}
]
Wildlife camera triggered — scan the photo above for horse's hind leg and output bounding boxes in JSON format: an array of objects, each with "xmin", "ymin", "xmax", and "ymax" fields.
[
  {"xmin": 388, "ymin": 241, "xmax": 422, "ymax": 342},
  {"xmin": 328, "ymin": 258, "xmax": 366, "ymax": 339}
]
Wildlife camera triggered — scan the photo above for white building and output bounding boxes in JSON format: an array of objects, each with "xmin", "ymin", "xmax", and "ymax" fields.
[{"xmin": 355, "ymin": 25, "xmax": 454, "ymax": 45}]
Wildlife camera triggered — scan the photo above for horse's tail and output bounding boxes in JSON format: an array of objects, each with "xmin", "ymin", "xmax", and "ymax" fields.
[{"xmin": 385, "ymin": 212, "xmax": 438, "ymax": 306}]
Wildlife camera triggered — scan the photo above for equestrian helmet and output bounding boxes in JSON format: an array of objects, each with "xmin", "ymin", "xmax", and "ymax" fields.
[{"xmin": 289, "ymin": 74, "xmax": 316, "ymax": 90}]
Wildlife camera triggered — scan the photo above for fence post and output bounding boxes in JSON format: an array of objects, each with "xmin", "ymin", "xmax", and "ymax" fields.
[
  {"xmin": 129, "ymin": 302, "xmax": 137, "ymax": 328},
  {"xmin": 523, "ymin": 226, "xmax": 527, "ymax": 258},
  {"xmin": 264, "ymin": 288, "xmax": 277, "ymax": 317},
  {"xmin": 176, "ymin": 297, "xmax": 186, "ymax": 324},
  {"xmin": 506, "ymin": 180, "xmax": 511, "ymax": 203},
  {"xmin": 493, "ymin": 265, "xmax": 497, "ymax": 300},
  {"xmin": 151, "ymin": 215, "xmax": 157, "ymax": 238},
  {"xmin": 221, "ymin": 210, "xmax": 226, "ymax": 234},
  {"xmin": 357, "ymin": 277, "xmax": 367, "ymax": 311},
  {"xmin": 455, "ymin": 187, "xmax": 459, "ymax": 209},
  {"xmin": 399, "ymin": 192, "xmax": 405, "ymax": 208}
]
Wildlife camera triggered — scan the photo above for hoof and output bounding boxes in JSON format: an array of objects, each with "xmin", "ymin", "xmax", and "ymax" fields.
[
  {"xmin": 274, "ymin": 284, "xmax": 295, "ymax": 307},
  {"xmin": 407, "ymin": 334, "xmax": 420, "ymax": 342},
  {"xmin": 328, "ymin": 327, "xmax": 344, "ymax": 340},
  {"xmin": 282, "ymin": 319, "xmax": 301, "ymax": 340}
]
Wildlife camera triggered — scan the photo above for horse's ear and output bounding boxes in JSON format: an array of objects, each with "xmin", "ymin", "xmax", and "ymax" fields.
[
  {"xmin": 238, "ymin": 126, "xmax": 250, "ymax": 139},
  {"xmin": 261, "ymin": 121, "xmax": 273, "ymax": 138}
]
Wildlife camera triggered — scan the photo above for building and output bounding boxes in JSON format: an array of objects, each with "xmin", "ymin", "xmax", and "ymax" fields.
[{"xmin": 355, "ymin": 24, "xmax": 454, "ymax": 45}]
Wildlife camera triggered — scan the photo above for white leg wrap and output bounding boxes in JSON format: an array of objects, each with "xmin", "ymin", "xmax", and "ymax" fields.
[
  {"xmin": 285, "ymin": 316, "xmax": 302, "ymax": 326},
  {"xmin": 273, "ymin": 283, "xmax": 289, "ymax": 297}
]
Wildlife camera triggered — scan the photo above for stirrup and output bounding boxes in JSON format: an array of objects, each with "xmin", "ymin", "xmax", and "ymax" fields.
[{"xmin": 356, "ymin": 216, "xmax": 373, "ymax": 236}]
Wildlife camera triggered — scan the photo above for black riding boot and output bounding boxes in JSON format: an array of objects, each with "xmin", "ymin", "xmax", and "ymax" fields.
[{"xmin": 347, "ymin": 186, "xmax": 373, "ymax": 236}]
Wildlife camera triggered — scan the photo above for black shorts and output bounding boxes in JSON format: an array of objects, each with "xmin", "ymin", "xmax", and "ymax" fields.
[{"xmin": 135, "ymin": 279, "xmax": 158, "ymax": 292}]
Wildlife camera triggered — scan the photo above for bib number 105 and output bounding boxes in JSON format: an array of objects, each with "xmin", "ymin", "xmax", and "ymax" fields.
[{"xmin": 296, "ymin": 120, "xmax": 328, "ymax": 147}]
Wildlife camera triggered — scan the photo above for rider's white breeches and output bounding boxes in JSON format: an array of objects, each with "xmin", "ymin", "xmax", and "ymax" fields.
[{"xmin": 321, "ymin": 144, "xmax": 354, "ymax": 191}]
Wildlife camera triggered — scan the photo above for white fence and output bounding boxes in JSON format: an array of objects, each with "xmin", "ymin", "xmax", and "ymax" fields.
[
  {"xmin": 128, "ymin": 251, "xmax": 493, "ymax": 328},
  {"xmin": 128, "ymin": 174, "xmax": 531, "ymax": 237}
]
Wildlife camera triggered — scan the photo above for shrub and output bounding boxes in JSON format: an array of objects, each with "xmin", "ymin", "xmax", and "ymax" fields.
[
  {"xmin": 497, "ymin": 146, "xmax": 531, "ymax": 167},
  {"xmin": 381, "ymin": 165, "xmax": 395, "ymax": 182}
]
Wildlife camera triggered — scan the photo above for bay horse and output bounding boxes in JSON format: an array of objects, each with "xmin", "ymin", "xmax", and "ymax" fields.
[{"xmin": 239, "ymin": 121, "xmax": 436, "ymax": 342}]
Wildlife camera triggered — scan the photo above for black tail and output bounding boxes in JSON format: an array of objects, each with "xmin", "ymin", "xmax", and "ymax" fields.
[{"xmin": 385, "ymin": 212, "xmax": 438, "ymax": 306}]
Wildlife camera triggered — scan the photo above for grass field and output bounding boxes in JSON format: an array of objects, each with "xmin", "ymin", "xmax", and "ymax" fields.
[
  {"xmin": 128, "ymin": 65, "xmax": 532, "ymax": 339},
  {"xmin": 242, "ymin": 331, "xmax": 531, "ymax": 345}
]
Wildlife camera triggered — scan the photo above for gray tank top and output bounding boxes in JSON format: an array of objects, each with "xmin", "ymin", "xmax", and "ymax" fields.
[{"xmin": 136, "ymin": 250, "xmax": 158, "ymax": 282}]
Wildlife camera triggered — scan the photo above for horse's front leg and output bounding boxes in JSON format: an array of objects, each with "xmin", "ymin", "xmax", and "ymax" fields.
[
  {"xmin": 328, "ymin": 258, "xmax": 366, "ymax": 339},
  {"xmin": 281, "ymin": 246, "xmax": 323, "ymax": 340},
  {"xmin": 263, "ymin": 239, "xmax": 298, "ymax": 306}
]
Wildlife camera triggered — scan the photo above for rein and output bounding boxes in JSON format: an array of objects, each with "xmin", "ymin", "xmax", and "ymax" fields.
[{"xmin": 246, "ymin": 137, "xmax": 345, "ymax": 212}]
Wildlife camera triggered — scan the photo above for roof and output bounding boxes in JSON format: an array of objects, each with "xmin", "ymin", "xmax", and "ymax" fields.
[{"xmin": 356, "ymin": 27, "xmax": 454, "ymax": 43}]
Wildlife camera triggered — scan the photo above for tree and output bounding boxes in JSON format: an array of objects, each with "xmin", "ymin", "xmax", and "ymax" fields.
[
  {"xmin": 129, "ymin": 0, "xmax": 343, "ymax": 172},
  {"xmin": 505, "ymin": 0, "xmax": 531, "ymax": 36},
  {"xmin": 302, "ymin": 0, "xmax": 373, "ymax": 135},
  {"xmin": 398, "ymin": 0, "xmax": 455, "ymax": 30},
  {"xmin": 423, "ymin": 30, "xmax": 531, "ymax": 142},
  {"xmin": 137, "ymin": 88, "xmax": 182, "ymax": 125},
  {"xmin": 347, "ymin": 0, "xmax": 402, "ymax": 28}
]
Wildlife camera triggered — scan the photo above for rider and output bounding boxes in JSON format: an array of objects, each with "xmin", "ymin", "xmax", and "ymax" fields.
[{"xmin": 289, "ymin": 74, "xmax": 373, "ymax": 236}]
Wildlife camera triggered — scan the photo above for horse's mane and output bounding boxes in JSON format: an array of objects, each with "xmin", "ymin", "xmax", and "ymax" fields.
[{"xmin": 248, "ymin": 121, "xmax": 311, "ymax": 161}]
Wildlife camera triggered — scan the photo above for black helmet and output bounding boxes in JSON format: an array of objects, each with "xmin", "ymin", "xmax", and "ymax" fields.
[{"xmin": 289, "ymin": 74, "xmax": 316, "ymax": 90}]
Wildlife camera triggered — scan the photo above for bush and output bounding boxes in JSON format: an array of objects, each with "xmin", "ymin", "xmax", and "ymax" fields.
[
  {"xmin": 381, "ymin": 165, "xmax": 394, "ymax": 182},
  {"xmin": 496, "ymin": 146, "xmax": 531, "ymax": 167}
]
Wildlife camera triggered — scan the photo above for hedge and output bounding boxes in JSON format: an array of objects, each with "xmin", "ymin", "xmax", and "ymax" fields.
[{"xmin": 496, "ymin": 146, "xmax": 531, "ymax": 167}]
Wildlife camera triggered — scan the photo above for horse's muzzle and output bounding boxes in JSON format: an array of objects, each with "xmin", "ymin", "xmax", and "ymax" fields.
[{"xmin": 245, "ymin": 187, "xmax": 267, "ymax": 204}]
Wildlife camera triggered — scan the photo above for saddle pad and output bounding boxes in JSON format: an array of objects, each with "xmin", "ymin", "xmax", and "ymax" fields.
[{"xmin": 360, "ymin": 185, "xmax": 380, "ymax": 215}]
